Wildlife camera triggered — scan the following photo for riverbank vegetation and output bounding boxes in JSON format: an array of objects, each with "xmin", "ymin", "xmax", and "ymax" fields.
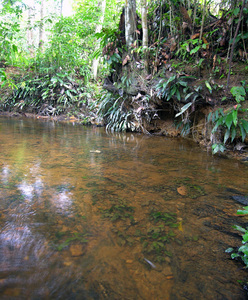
[
  {"xmin": 0, "ymin": 0, "xmax": 248, "ymax": 157},
  {"xmin": 0, "ymin": 0, "xmax": 248, "ymax": 295}
]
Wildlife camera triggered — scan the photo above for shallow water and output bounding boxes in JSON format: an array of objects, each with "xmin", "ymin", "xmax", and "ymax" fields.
[{"xmin": 0, "ymin": 117, "xmax": 248, "ymax": 299}]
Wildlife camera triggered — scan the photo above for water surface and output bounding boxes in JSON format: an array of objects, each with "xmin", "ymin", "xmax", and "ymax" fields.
[{"xmin": 0, "ymin": 117, "xmax": 248, "ymax": 299}]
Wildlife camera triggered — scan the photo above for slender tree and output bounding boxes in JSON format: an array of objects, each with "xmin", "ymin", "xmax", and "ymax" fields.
[
  {"xmin": 92, "ymin": 0, "xmax": 106, "ymax": 79},
  {"xmin": 60, "ymin": 0, "xmax": 64, "ymax": 16},
  {"xmin": 141, "ymin": 0, "xmax": 148, "ymax": 48},
  {"xmin": 141, "ymin": 0, "xmax": 148, "ymax": 71},
  {"xmin": 227, "ymin": 0, "xmax": 247, "ymax": 88},
  {"xmin": 27, "ymin": 3, "xmax": 34, "ymax": 52},
  {"xmin": 38, "ymin": 0, "xmax": 44, "ymax": 50},
  {"xmin": 199, "ymin": 0, "xmax": 206, "ymax": 42},
  {"xmin": 125, "ymin": 0, "xmax": 136, "ymax": 49}
]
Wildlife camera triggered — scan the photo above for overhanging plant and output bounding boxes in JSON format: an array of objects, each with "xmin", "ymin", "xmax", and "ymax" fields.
[
  {"xmin": 226, "ymin": 206, "xmax": 248, "ymax": 271},
  {"xmin": 208, "ymin": 82, "xmax": 248, "ymax": 154}
]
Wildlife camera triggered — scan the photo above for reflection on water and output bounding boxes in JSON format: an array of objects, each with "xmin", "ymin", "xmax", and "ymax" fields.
[{"xmin": 0, "ymin": 117, "xmax": 248, "ymax": 299}]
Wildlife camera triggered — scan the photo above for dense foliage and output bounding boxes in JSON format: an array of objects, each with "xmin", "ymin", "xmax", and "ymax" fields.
[
  {"xmin": 0, "ymin": 0, "xmax": 248, "ymax": 293},
  {"xmin": 0, "ymin": 0, "xmax": 247, "ymax": 154}
]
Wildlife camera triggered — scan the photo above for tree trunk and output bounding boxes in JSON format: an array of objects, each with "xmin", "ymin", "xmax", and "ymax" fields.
[
  {"xmin": 141, "ymin": 0, "xmax": 148, "ymax": 48},
  {"xmin": 227, "ymin": 0, "xmax": 247, "ymax": 88},
  {"xmin": 27, "ymin": 2, "xmax": 34, "ymax": 55},
  {"xmin": 60, "ymin": 0, "xmax": 63, "ymax": 16},
  {"xmin": 199, "ymin": 0, "xmax": 206, "ymax": 42},
  {"xmin": 125, "ymin": 0, "xmax": 136, "ymax": 49},
  {"xmin": 193, "ymin": 0, "xmax": 197, "ymax": 32},
  {"xmin": 141, "ymin": 0, "xmax": 148, "ymax": 71},
  {"xmin": 38, "ymin": 0, "xmax": 44, "ymax": 50},
  {"xmin": 92, "ymin": 0, "xmax": 106, "ymax": 79}
]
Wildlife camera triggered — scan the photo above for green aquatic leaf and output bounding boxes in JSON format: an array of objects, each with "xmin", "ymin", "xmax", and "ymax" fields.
[
  {"xmin": 231, "ymin": 253, "xmax": 239, "ymax": 259},
  {"xmin": 243, "ymin": 232, "xmax": 248, "ymax": 243},
  {"xmin": 237, "ymin": 206, "xmax": 248, "ymax": 215},
  {"xmin": 233, "ymin": 225, "xmax": 247, "ymax": 233}
]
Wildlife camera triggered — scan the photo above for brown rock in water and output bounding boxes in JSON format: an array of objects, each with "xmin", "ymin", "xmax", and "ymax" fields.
[
  {"xmin": 69, "ymin": 244, "xmax": 85, "ymax": 257},
  {"xmin": 177, "ymin": 186, "xmax": 188, "ymax": 196}
]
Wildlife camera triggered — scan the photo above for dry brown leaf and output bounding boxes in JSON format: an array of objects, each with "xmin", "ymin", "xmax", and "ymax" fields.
[
  {"xmin": 69, "ymin": 244, "xmax": 85, "ymax": 257},
  {"xmin": 177, "ymin": 186, "xmax": 188, "ymax": 196},
  {"xmin": 122, "ymin": 55, "xmax": 130, "ymax": 66}
]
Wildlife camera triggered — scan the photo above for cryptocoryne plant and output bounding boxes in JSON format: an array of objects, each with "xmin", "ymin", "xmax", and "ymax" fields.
[
  {"xmin": 226, "ymin": 206, "xmax": 248, "ymax": 267},
  {"xmin": 96, "ymin": 90, "xmax": 136, "ymax": 132},
  {"xmin": 208, "ymin": 82, "xmax": 248, "ymax": 154}
]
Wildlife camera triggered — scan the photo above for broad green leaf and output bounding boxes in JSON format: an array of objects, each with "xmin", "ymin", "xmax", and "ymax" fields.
[
  {"xmin": 171, "ymin": 85, "xmax": 177, "ymax": 96},
  {"xmin": 207, "ymin": 112, "xmax": 212, "ymax": 122},
  {"xmin": 243, "ymin": 232, "xmax": 248, "ymax": 243},
  {"xmin": 185, "ymin": 92, "xmax": 194, "ymax": 101},
  {"xmin": 176, "ymin": 89, "xmax": 181, "ymax": 100},
  {"xmin": 232, "ymin": 109, "xmax": 238, "ymax": 127},
  {"xmin": 179, "ymin": 81, "xmax": 188, "ymax": 87},
  {"xmin": 212, "ymin": 143, "xmax": 225, "ymax": 154},
  {"xmin": 212, "ymin": 119, "xmax": 222, "ymax": 133},
  {"xmin": 190, "ymin": 45, "xmax": 201, "ymax": 55},
  {"xmin": 175, "ymin": 102, "xmax": 192, "ymax": 117},
  {"xmin": 224, "ymin": 129, "xmax": 230, "ymax": 144},
  {"xmin": 167, "ymin": 75, "xmax": 176, "ymax": 83},
  {"xmin": 242, "ymin": 257, "xmax": 248, "ymax": 267},
  {"xmin": 219, "ymin": 109, "xmax": 224, "ymax": 116},
  {"xmin": 239, "ymin": 124, "xmax": 246, "ymax": 142},
  {"xmin": 231, "ymin": 127, "xmax": 236, "ymax": 142},
  {"xmin": 230, "ymin": 86, "xmax": 246, "ymax": 103},
  {"xmin": 12, "ymin": 44, "xmax": 18, "ymax": 52},
  {"xmin": 225, "ymin": 113, "xmax": 233, "ymax": 129},
  {"xmin": 237, "ymin": 206, "xmax": 248, "ymax": 215},
  {"xmin": 241, "ymin": 119, "xmax": 248, "ymax": 133},
  {"xmin": 233, "ymin": 225, "xmax": 247, "ymax": 233},
  {"xmin": 239, "ymin": 244, "xmax": 248, "ymax": 255},
  {"xmin": 205, "ymin": 81, "xmax": 212, "ymax": 93},
  {"xmin": 231, "ymin": 253, "xmax": 239, "ymax": 259},
  {"xmin": 214, "ymin": 110, "xmax": 219, "ymax": 121},
  {"xmin": 233, "ymin": 7, "xmax": 240, "ymax": 17}
]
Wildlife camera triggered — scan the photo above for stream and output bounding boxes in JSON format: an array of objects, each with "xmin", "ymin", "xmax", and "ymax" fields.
[{"xmin": 0, "ymin": 117, "xmax": 248, "ymax": 299}]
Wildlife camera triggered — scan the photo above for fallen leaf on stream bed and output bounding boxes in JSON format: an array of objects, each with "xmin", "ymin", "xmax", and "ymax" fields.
[{"xmin": 177, "ymin": 186, "xmax": 188, "ymax": 196}]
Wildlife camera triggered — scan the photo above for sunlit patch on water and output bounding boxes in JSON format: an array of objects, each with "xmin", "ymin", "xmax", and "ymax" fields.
[
  {"xmin": 0, "ymin": 118, "xmax": 247, "ymax": 299},
  {"xmin": 50, "ymin": 188, "xmax": 73, "ymax": 215},
  {"xmin": 17, "ymin": 181, "xmax": 34, "ymax": 201},
  {"xmin": 1, "ymin": 165, "xmax": 10, "ymax": 184}
]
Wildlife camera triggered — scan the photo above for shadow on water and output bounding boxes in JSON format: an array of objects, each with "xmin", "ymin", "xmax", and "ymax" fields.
[{"xmin": 0, "ymin": 117, "xmax": 248, "ymax": 299}]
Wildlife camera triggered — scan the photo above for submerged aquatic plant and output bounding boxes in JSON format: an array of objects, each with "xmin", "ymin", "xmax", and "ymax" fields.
[
  {"xmin": 100, "ymin": 203, "xmax": 135, "ymax": 221},
  {"xmin": 51, "ymin": 230, "xmax": 89, "ymax": 251},
  {"xmin": 140, "ymin": 210, "xmax": 178, "ymax": 262},
  {"xmin": 226, "ymin": 206, "xmax": 248, "ymax": 267}
]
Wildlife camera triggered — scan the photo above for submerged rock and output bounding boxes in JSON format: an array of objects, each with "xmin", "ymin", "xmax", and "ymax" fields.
[
  {"xmin": 231, "ymin": 195, "xmax": 248, "ymax": 206},
  {"xmin": 69, "ymin": 244, "xmax": 86, "ymax": 257}
]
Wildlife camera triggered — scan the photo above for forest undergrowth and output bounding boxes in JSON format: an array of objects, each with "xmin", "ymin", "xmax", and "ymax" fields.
[{"xmin": 0, "ymin": 0, "xmax": 248, "ymax": 158}]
